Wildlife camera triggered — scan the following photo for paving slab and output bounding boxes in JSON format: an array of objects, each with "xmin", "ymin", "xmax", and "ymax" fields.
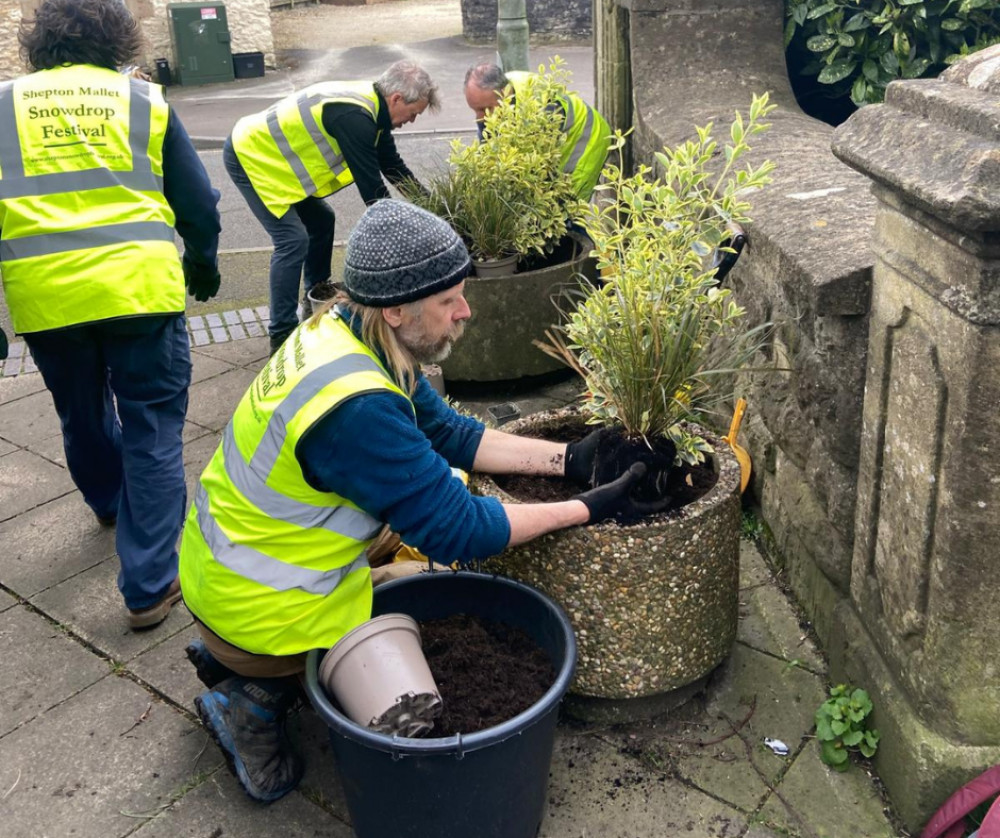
[
  {"xmin": 0, "ymin": 674, "xmax": 220, "ymax": 838},
  {"xmin": 0, "ymin": 603, "xmax": 109, "ymax": 736},
  {"xmin": 0, "ymin": 371, "xmax": 46, "ymax": 406},
  {"xmin": 183, "ymin": 431, "xmax": 223, "ymax": 478},
  {"xmin": 182, "ymin": 419, "xmax": 215, "ymax": 444},
  {"xmin": 0, "ymin": 436, "xmax": 15, "ymax": 456},
  {"xmin": 129, "ymin": 624, "xmax": 205, "ymax": 710},
  {"xmin": 186, "ymin": 367, "xmax": 258, "ymax": 432},
  {"xmin": 0, "ymin": 387, "xmax": 61, "ymax": 447},
  {"xmin": 542, "ymin": 728, "xmax": 748, "ymax": 837},
  {"xmin": 25, "ymin": 432, "xmax": 66, "ymax": 468},
  {"xmin": 0, "ymin": 493, "xmax": 116, "ymax": 598},
  {"xmin": 30, "ymin": 555, "xmax": 192, "ymax": 663},
  {"xmin": 738, "ymin": 577, "xmax": 826, "ymax": 674},
  {"xmin": 0, "ymin": 448, "xmax": 76, "ymax": 522},
  {"xmin": 0, "ymin": 588, "xmax": 17, "ymax": 612},
  {"xmin": 755, "ymin": 740, "xmax": 896, "ymax": 837},
  {"xmin": 130, "ymin": 774, "xmax": 353, "ymax": 838},
  {"xmin": 189, "ymin": 351, "xmax": 237, "ymax": 385},
  {"xmin": 191, "ymin": 335, "xmax": 271, "ymax": 369},
  {"xmin": 606, "ymin": 642, "xmax": 826, "ymax": 815}
]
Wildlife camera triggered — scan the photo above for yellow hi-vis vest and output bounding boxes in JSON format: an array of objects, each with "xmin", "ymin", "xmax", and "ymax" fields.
[
  {"xmin": 507, "ymin": 71, "xmax": 611, "ymax": 200},
  {"xmin": 0, "ymin": 65, "xmax": 183, "ymax": 334},
  {"xmin": 179, "ymin": 312, "xmax": 413, "ymax": 656},
  {"xmin": 231, "ymin": 82, "xmax": 380, "ymax": 218}
]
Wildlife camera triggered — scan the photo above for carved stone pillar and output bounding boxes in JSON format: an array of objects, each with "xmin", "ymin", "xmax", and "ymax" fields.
[{"xmin": 832, "ymin": 45, "xmax": 1000, "ymax": 831}]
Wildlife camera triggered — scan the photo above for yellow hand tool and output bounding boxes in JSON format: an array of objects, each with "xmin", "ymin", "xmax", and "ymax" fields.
[{"xmin": 722, "ymin": 398, "xmax": 751, "ymax": 493}]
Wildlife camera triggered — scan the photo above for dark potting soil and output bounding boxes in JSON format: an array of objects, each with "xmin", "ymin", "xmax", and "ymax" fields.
[
  {"xmin": 308, "ymin": 281, "xmax": 341, "ymax": 302},
  {"xmin": 492, "ymin": 417, "xmax": 718, "ymax": 520},
  {"xmin": 420, "ymin": 614, "xmax": 555, "ymax": 737}
]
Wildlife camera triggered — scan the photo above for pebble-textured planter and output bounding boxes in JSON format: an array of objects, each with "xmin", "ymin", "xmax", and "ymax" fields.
[{"xmin": 477, "ymin": 408, "xmax": 742, "ymax": 701}]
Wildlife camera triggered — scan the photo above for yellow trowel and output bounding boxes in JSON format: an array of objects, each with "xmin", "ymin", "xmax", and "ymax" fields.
[{"xmin": 722, "ymin": 398, "xmax": 752, "ymax": 493}]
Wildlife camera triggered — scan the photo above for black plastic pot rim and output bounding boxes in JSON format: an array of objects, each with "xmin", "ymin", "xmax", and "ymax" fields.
[{"xmin": 303, "ymin": 571, "xmax": 577, "ymax": 758}]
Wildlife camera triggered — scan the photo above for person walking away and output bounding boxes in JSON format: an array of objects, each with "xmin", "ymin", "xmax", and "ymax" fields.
[
  {"xmin": 179, "ymin": 200, "xmax": 642, "ymax": 803},
  {"xmin": 0, "ymin": 0, "xmax": 222, "ymax": 629},
  {"xmin": 463, "ymin": 62, "xmax": 611, "ymax": 201},
  {"xmin": 225, "ymin": 60, "xmax": 437, "ymax": 355}
]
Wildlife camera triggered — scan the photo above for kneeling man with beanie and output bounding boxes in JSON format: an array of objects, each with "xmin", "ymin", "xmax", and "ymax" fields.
[{"xmin": 178, "ymin": 200, "xmax": 644, "ymax": 802}]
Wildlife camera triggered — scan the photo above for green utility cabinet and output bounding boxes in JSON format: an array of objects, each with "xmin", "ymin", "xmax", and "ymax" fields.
[{"xmin": 168, "ymin": 3, "xmax": 234, "ymax": 86}]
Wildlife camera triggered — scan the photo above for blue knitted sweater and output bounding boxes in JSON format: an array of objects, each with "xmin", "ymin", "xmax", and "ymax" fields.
[{"xmin": 296, "ymin": 312, "xmax": 510, "ymax": 564}]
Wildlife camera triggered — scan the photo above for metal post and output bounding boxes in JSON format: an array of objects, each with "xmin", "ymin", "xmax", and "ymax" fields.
[{"xmin": 496, "ymin": 0, "xmax": 529, "ymax": 72}]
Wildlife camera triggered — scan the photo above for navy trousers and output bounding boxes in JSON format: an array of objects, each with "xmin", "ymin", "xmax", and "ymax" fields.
[
  {"xmin": 24, "ymin": 314, "xmax": 191, "ymax": 611},
  {"xmin": 222, "ymin": 138, "xmax": 335, "ymax": 342}
]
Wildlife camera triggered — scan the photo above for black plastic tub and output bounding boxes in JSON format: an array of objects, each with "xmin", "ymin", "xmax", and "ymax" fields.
[{"xmin": 304, "ymin": 570, "xmax": 576, "ymax": 838}]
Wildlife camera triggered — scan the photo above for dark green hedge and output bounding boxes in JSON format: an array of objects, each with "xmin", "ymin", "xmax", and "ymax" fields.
[{"xmin": 785, "ymin": 0, "xmax": 1000, "ymax": 109}]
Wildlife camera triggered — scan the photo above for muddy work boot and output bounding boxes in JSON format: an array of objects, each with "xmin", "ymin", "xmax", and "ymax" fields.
[
  {"xmin": 185, "ymin": 638, "xmax": 237, "ymax": 689},
  {"xmin": 195, "ymin": 676, "xmax": 304, "ymax": 803}
]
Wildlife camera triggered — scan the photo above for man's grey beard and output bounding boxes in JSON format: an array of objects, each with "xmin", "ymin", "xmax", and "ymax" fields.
[{"xmin": 400, "ymin": 322, "xmax": 464, "ymax": 364}]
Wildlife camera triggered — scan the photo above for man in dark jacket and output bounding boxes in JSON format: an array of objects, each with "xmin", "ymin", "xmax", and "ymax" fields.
[
  {"xmin": 0, "ymin": 0, "xmax": 221, "ymax": 629},
  {"xmin": 225, "ymin": 60, "xmax": 436, "ymax": 353}
]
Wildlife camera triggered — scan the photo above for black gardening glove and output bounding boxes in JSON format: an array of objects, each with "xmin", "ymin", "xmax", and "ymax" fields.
[
  {"xmin": 573, "ymin": 462, "xmax": 647, "ymax": 524},
  {"xmin": 0, "ymin": 327, "xmax": 7, "ymax": 360},
  {"xmin": 564, "ymin": 429, "xmax": 602, "ymax": 484},
  {"xmin": 183, "ymin": 256, "xmax": 221, "ymax": 302}
]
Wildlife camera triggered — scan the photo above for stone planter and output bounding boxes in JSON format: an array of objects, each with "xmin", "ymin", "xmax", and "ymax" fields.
[
  {"xmin": 441, "ymin": 235, "xmax": 598, "ymax": 383},
  {"xmin": 477, "ymin": 408, "xmax": 742, "ymax": 720}
]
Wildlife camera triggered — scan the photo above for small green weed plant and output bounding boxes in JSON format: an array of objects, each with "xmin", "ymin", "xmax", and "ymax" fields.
[
  {"xmin": 786, "ymin": 0, "xmax": 1000, "ymax": 106},
  {"xmin": 815, "ymin": 683, "xmax": 880, "ymax": 771},
  {"xmin": 539, "ymin": 94, "xmax": 776, "ymax": 465},
  {"xmin": 406, "ymin": 59, "xmax": 581, "ymax": 262}
]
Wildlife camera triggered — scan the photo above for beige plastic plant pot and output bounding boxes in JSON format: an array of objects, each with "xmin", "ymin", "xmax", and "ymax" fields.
[{"xmin": 319, "ymin": 613, "xmax": 442, "ymax": 738}]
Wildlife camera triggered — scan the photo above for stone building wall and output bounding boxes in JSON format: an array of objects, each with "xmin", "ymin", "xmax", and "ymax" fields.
[
  {"xmin": 0, "ymin": 0, "xmax": 27, "ymax": 80},
  {"xmin": 0, "ymin": 0, "xmax": 274, "ymax": 82},
  {"xmin": 461, "ymin": 0, "xmax": 592, "ymax": 43}
]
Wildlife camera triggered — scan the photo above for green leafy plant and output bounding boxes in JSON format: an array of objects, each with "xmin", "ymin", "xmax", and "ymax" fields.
[
  {"xmin": 786, "ymin": 0, "xmax": 1000, "ymax": 106},
  {"xmin": 815, "ymin": 683, "xmax": 880, "ymax": 770},
  {"xmin": 405, "ymin": 59, "xmax": 582, "ymax": 262},
  {"xmin": 539, "ymin": 94, "xmax": 776, "ymax": 465}
]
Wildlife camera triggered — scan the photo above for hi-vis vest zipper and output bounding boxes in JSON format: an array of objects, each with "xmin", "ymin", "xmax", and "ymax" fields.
[
  {"xmin": 0, "ymin": 64, "xmax": 183, "ymax": 334},
  {"xmin": 506, "ymin": 71, "xmax": 611, "ymax": 200},
  {"xmin": 179, "ymin": 312, "xmax": 414, "ymax": 656},
  {"xmin": 231, "ymin": 82, "xmax": 380, "ymax": 218}
]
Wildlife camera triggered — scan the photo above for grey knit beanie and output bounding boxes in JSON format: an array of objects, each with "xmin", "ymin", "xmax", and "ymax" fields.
[{"xmin": 343, "ymin": 200, "xmax": 471, "ymax": 307}]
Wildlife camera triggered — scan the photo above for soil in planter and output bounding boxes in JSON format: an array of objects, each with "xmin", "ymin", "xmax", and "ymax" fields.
[
  {"xmin": 420, "ymin": 614, "xmax": 555, "ymax": 737},
  {"xmin": 492, "ymin": 418, "xmax": 718, "ymax": 520},
  {"xmin": 307, "ymin": 280, "xmax": 342, "ymax": 303}
]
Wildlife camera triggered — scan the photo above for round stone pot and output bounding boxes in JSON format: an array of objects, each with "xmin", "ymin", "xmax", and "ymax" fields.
[
  {"xmin": 476, "ymin": 408, "xmax": 742, "ymax": 721},
  {"xmin": 441, "ymin": 234, "xmax": 598, "ymax": 383}
]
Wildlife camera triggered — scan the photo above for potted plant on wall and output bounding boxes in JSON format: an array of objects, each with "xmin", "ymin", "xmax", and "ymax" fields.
[
  {"xmin": 478, "ymin": 93, "xmax": 777, "ymax": 720},
  {"xmin": 403, "ymin": 60, "xmax": 598, "ymax": 383}
]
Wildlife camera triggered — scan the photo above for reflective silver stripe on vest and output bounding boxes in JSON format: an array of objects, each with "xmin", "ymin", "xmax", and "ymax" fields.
[
  {"xmin": 0, "ymin": 80, "xmax": 164, "ymax": 199},
  {"xmin": 222, "ymin": 423, "xmax": 382, "ymax": 539},
  {"xmin": 564, "ymin": 107, "xmax": 595, "ymax": 173},
  {"xmin": 299, "ymin": 92, "xmax": 373, "ymax": 175},
  {"xmin": 195, "ymin": 486, "xmax": 371, "ymax": 595},
  {"xmin": 560, "ymin": 96, "xmax": 575, "ymax": 132},
  {"xmin": 266, "ymin": 105, "xmax": 319, "ymax": 196},
  {"xmin": 217, "ymin": 351, "xmax": 389, "ymax": 541},
  {"xmin": 265, "ymin": 92, "xmax": 373, "ymax": 196},
  {"xmin": 0, "ymin": 219, "xmax": 175, "ymax": 261}
]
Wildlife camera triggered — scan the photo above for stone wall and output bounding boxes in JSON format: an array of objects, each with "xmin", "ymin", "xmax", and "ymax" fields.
[
  {"xmin": 461, "ymin": 0, "xmax": 592, "ymax": 43},
  {"xmin": 604, "ymin": 0, "xmax": 876, "ymax": 650},
  {"xmin": 0, "ymin": 0, "xmax": 26, "ymax": 80},
  {"xmin": 0, "ymin": 0, "xmax": 275, "ymax": 82}
]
